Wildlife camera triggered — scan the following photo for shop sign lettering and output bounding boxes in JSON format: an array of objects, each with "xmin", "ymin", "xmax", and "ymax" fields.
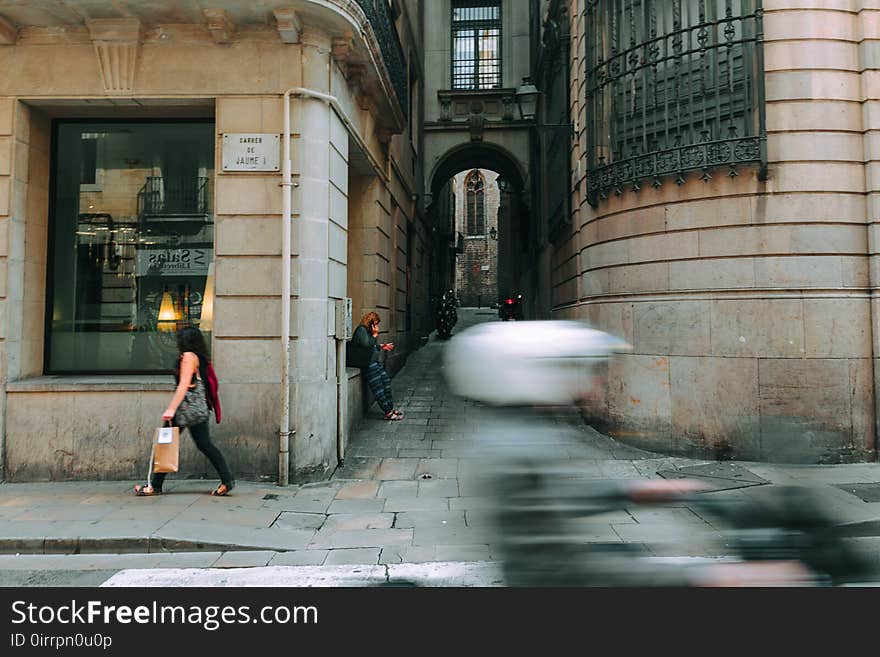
[{"xmin": 136, "ymin": 248, "xmax": 212, "ymax": 276}]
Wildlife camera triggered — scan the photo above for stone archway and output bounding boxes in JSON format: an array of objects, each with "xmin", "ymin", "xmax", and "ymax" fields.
[
  {"xmin": 428, "ymin": 141, "xmax": 527, "ymax": 201},
  {"xmin": 428, "ymin": 142, "xmax": 531, "ymax": 313}
]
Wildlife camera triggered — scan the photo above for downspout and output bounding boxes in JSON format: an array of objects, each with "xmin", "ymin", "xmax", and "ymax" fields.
[
  {"xmin": 281, "ymin": 87, "xmax": 379, "ymax": 485},
  {"xmin": 336, "ymin": 338, "xmax": 346, "ymax": 467},
  {"xmin": 279, "ymin": 87, "xmax": 295, "ymax": 486}
]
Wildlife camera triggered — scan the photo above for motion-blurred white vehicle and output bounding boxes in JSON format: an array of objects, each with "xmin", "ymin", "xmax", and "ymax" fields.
[{"xmin": 442, "ymin": 320, "xmax": 630, "ymax": 406}]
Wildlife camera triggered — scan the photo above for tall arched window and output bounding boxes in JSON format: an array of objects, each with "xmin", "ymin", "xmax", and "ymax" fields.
[{"xmin": 465, "ymin": 170, "xmax": 485, "ymax": 235}]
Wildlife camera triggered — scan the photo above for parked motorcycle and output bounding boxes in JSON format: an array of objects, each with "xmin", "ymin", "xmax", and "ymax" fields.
[
  {"xmin": 436, "ymin": 290, "xmax": 458, "ymax": 340},
  {"xmin": 498, "ymin": 293, "xmax": 523, "ymax": 321}
]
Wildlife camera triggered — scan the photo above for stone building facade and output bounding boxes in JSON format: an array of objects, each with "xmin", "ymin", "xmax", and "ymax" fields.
[
  {"xmin": 542, "ymin": 0, "xmax": 880, "ymax": 463},
  {"xmin": 0, "ymin": 0, "xmax": 429, "ymax": 482},
  {"xmin": 453, "ymin": 168, "xmax": 500, "ymax": 306}
]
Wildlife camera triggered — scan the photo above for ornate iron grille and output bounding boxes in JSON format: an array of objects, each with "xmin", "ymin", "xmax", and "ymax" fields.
[
  {"xmin": 355, "ymin": 0, "xmax": 409, "ymax": 120},
  {"xmin": 585, "ymin": 0, "xmax": 766, "ymax": 204},
  {"xmin": 452, "ymin": 1, "xmax": 503, "ymax": 90}
]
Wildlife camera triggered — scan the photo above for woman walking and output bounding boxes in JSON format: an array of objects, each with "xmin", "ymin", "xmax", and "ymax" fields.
[
  {"xmin": 348, "ymin": 312, "xmax": 403, "ymax": 421},
  {"xmin": 135, "ymin": 326, "xmax": 235, "ymax": 496}
]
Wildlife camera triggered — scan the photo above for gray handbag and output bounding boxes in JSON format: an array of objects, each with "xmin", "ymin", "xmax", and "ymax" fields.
[{"xmin": 174, "ymin": 377, "xmax": 210, "ymax": 427}]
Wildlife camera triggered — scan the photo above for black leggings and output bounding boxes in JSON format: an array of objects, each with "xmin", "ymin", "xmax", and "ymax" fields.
[{"xmin": 151, "ymin": 421, "xmax": 234, "ymax": 491}]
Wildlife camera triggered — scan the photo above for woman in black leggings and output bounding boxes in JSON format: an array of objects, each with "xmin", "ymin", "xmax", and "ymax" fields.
[{"xmin": 135, "ymin": 326, "xmax": 234, "ymax": 496}]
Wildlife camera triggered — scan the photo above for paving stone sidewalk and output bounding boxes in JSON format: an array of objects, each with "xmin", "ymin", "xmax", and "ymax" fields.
[{"xmin": 2, "ymin": 309, "xmax": 880, "ymax": 572}]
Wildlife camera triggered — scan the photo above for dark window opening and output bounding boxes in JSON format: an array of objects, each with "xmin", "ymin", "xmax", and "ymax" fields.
[{"xmin": 465, "ymin": 170, "xmax": 486, "ymax": 235}]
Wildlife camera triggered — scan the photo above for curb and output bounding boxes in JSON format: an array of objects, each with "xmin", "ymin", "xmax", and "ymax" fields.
[{"xmin": 0, "ymin": 537, "xmax": 295, "ymax": 556}]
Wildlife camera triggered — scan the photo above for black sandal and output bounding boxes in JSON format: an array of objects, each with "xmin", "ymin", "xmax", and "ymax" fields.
[
  {"xmin": 211, "ymin": 482, "xmax": 235, "ymax": 496},
  {"xmin": 134, "ymin": 484, "xmax": 162, "ymax": 496}
]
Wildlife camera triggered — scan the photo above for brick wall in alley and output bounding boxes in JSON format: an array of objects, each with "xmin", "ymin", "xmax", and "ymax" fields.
[{"xmin": 453, "ymin": 168, "xmax": 499, "ymax": 306}]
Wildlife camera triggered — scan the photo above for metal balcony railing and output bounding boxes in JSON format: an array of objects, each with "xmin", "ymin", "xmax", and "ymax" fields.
[
  {"xmin": 355, "ymin": 0, "xmax": 409, "ymax": 120},
  {"xmin": 137, "ymin": 176, "xmax": 210, "ymax": 218},
  {"xmin": 585, "ymin": 0, "xmax": 767, "ymax": 204}
]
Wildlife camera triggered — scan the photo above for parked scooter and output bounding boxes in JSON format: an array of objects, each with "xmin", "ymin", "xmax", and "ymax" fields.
[
  {"xmin": 436, "ymin": 290, "xmax": 458, "ymax": 340},
  {"xmin": 498, "ymin": 293, "xmax": 523, "ymax": 321}
]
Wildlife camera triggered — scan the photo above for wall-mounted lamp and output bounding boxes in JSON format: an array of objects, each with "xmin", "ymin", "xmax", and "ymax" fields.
[
  {"xmin": 514, "ymin": 78, "xmax": 540, "ymax": 121},
  {"xmin": 515, "ymin": 77, "xmax": 575, "ymax": 136},
  {"xmin": 489, "ymin": 226, "xmax": 497, "ymax": 240}
]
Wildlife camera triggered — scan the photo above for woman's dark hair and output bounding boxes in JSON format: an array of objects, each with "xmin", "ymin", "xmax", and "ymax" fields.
[{"xmin": 175, "ymin": 325, "xmax": 210, "ymax": 383}]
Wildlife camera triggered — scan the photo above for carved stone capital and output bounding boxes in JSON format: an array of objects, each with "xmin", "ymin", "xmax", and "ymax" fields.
[
  {"xmin": 331, "ymin": 35, "xmax": 354, "ymax": 64},
  {"xmin": 502, "ymin": 96, "xmax": 515, "ymax": 121},
  {"xmin": 469, "ymin": 115, "xmax": 485, "ymax": 142},
  {"xmin": 377, "ymin": 128, "xmax": 394, "ymax": 145},
  {"xmin": 439, "ymin": 97, "xmax": 452, "ymax": 122},
  {"xmin": 86, "ymin": 18, "xmax": 143, "ymax": 95},
  {"xmin": 346, "ymin": 62, "xmax": 368, "ymax": 87},
  {"xmin": 300, "ymin": 27, "xmax": 331, "ymax": 52},
  {"xmin": 0, "ymin": 14, "xmax": 17, "ymax": 45},
  {"xmin": 273, "ymin": 8, "xmax": 301, "ymax": 44},
  {"xmin": 203, "ymin": 9, "xmax": 235, "ymax": 44}
]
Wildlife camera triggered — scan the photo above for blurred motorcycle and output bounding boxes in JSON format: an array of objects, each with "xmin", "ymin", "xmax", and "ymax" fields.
[
  {"xmin": 492, "ymin": 466, "xmax": 876, "ymax": 587},
  {"xmin": 443, "ymin": 320, "xmax": 877, "ymax": 587}
]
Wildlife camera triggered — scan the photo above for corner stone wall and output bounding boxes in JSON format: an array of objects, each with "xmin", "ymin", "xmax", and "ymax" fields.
[{"xmin": 556, "ymin": 0, "xmax": 879, "ymax": 463}]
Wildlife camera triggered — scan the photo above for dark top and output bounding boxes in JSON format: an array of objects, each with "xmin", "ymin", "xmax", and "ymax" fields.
[{"xmin": 347, "ymin": 324, "xmax": 380, "ymax": 370}]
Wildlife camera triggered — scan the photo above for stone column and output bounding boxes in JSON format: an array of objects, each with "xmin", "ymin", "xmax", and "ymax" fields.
[
  {"xmin": 290, "ymin": 28, "xmax": 344, "ymax": 480},
  {"xmin": 214, "ymin": 94, "xmax": 287, "ymax": 479},
  {"xmin": 0, "ymin": 97, "xmax": 12, "ymax": 478}
]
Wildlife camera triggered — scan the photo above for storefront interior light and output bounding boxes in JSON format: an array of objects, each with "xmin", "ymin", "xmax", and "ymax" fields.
[
  {"xmin": 158, "ymin": 289, "xmax": 179, "ymax": 331},
  {"xmin": 200, "ymin": 263, "xmax": 215, "ymax": 332}
]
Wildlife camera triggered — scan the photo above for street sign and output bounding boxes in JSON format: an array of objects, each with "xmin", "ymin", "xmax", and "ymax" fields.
[{"xmin": 221, "ymin": 133, "xmax": 281, "ymax": 172}]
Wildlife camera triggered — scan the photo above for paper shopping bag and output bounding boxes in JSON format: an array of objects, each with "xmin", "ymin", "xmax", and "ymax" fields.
[{"xmin": 152, "ymin": 424, "xmax": 180, "ymax": 473}]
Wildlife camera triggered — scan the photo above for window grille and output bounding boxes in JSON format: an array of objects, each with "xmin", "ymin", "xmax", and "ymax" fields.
[
  {"xmin": 466, "ymin": 170, "xmax": 486, "ymax": 235},
  {"xmin": 452, "ymin": 1, "xmax": 502, "ymax": 90},
  {"xmin": 585, "ymin": 0, "xmax": 766, "ymax": 203}
]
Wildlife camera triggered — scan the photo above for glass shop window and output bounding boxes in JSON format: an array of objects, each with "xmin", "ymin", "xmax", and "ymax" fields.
[{"xmin": 46, "ymin": 121, "xmax": 216, "ymax": 373}]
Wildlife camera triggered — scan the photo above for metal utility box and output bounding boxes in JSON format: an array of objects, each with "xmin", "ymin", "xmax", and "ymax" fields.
[{"xmin": 335, "ymin": 298, "xmax": 353, "ymax": 340}]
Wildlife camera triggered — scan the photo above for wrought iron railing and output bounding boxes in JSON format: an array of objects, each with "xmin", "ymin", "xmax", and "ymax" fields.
[
  {"xmin": 355, "ymin": 0, "xmax": 409, "ymax": 120},
  {"xmin": 585, "ymin": 0, "xmax": 766, "ymax": 204},
  {"xmin": 137, "ymin": 176, "xmax": 210, "ymax": 217}
]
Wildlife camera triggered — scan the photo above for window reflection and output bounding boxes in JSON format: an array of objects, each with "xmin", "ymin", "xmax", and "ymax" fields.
[{"xmin": 47, "ymin": 122, "xmax": 215, "ymax": 373}]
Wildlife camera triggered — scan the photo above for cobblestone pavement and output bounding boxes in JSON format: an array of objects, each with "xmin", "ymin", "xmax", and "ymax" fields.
[{"xmin": 2, "ymin": 309, "xmax": 880, "ymax": 584}]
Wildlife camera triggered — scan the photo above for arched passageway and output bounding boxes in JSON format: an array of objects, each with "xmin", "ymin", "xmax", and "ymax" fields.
[{"xmin": 427, "ymin": 142, "xmax": 538, "ymax": 318}]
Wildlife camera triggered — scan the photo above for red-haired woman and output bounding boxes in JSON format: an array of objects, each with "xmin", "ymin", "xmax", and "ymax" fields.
[{"xmin": 348, "ymin": 312, "xmax": 403, "ymax": 421}]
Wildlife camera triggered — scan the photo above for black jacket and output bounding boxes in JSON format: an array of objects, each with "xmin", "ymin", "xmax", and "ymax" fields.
[{"xmin": 347, "ymin": 324, "xmax": 379, "ymax": 370}]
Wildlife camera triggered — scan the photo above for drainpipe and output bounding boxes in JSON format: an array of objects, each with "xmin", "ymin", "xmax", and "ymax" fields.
[
  {"xmin": 279, "ymin": 87, "xmax": 296, "ymax": 487},
  {"xmin": 336, "ymin": 338, "xmax": 346, "ymax": 467},
  {"xmin": 280, "ymin": 87, "xmax": 376, "ymax": 485}
]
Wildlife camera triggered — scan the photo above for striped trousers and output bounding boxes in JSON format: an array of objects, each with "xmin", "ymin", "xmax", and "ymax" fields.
[{"xmin": 365, "ymin": 362, "xmax": 394, "ymax": 414}]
